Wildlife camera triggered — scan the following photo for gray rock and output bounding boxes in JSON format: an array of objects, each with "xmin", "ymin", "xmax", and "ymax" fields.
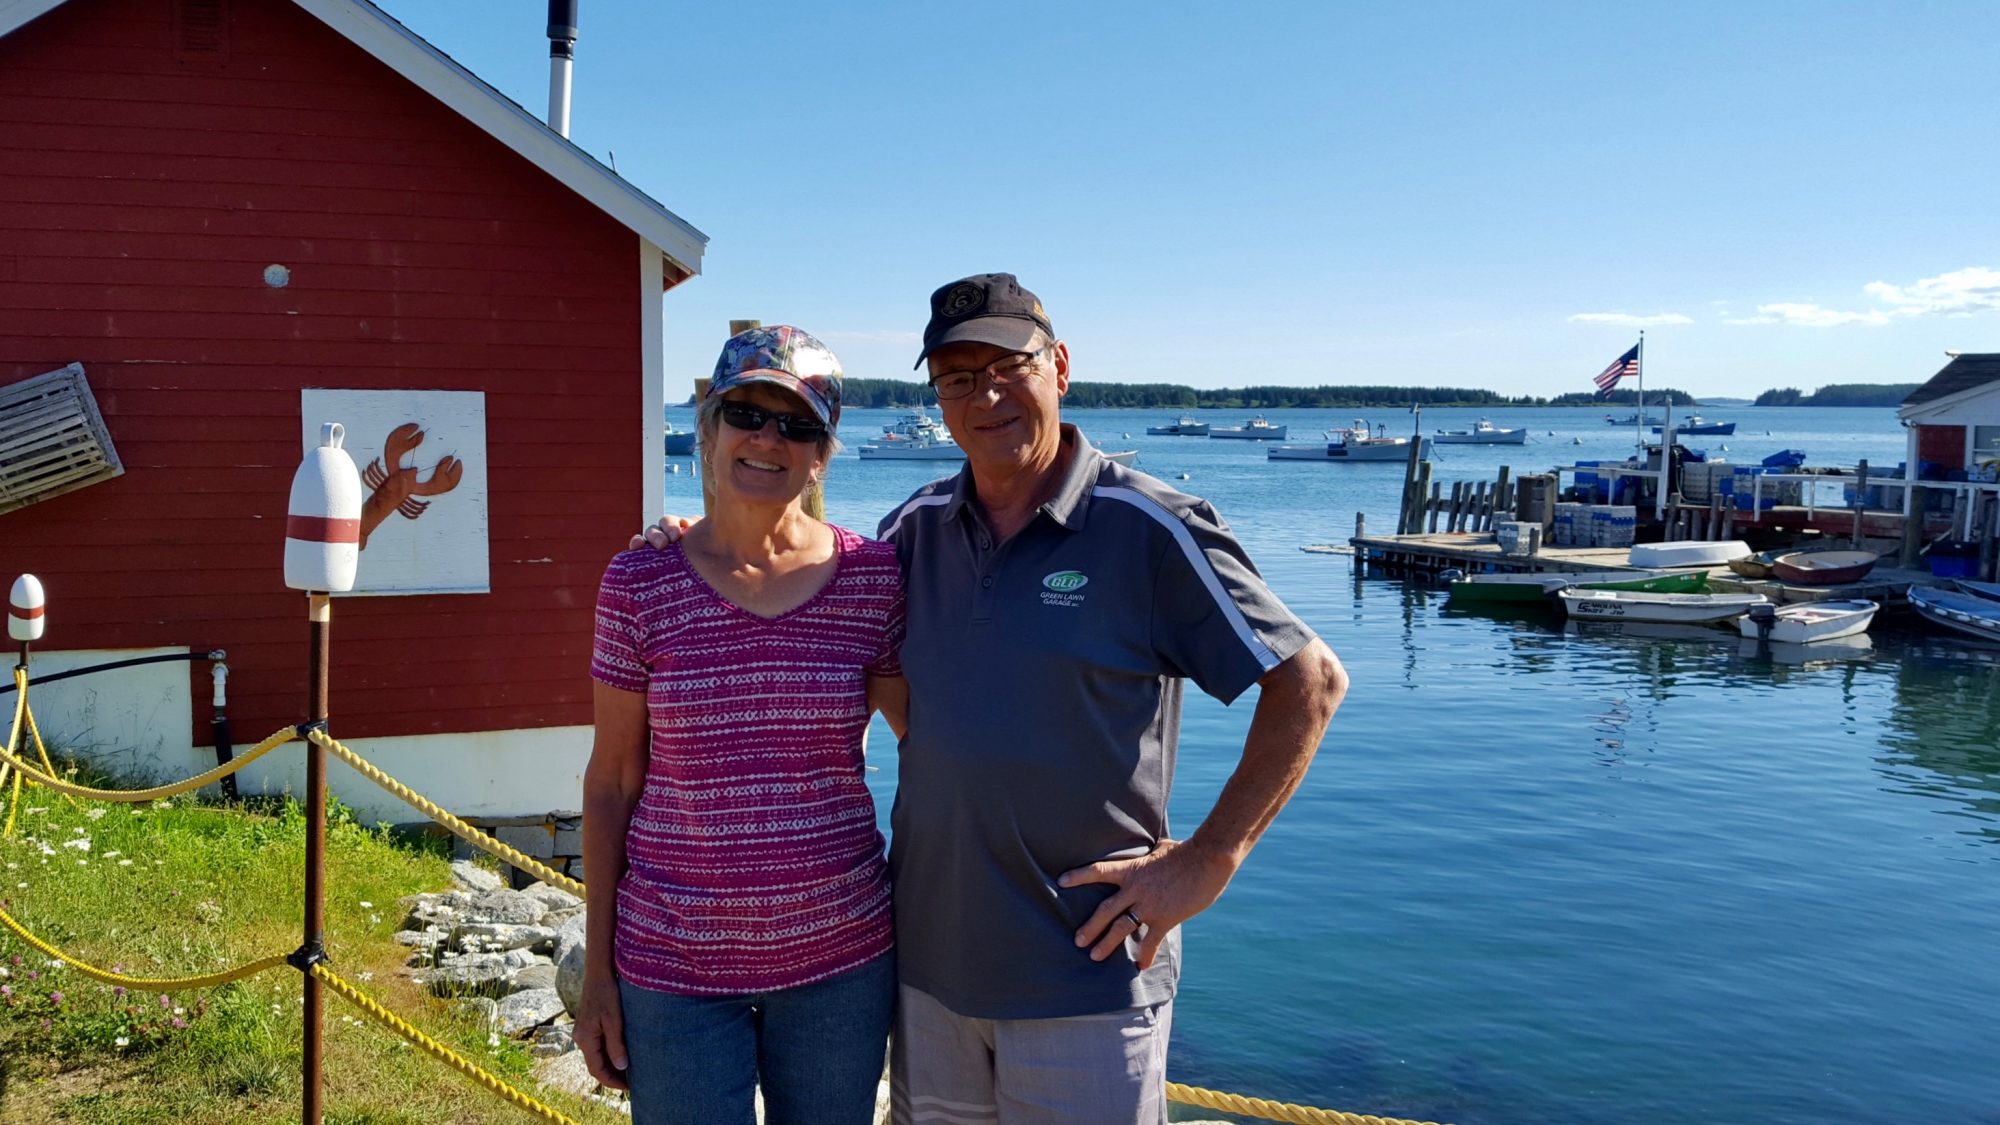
[
  {"xmin": 523, "ymin": 883, "xmax": 584, "ymax": 912},
  {"xmin": 503, "ymin": 947, "xmax": 541, "ymax": 970},
  {"xmin": 497, "ymin": 987, "xmax": 567, "ymax": 1036},
  {"xmin": 453, "ymin": 922, "xmax": 557, "ymax": 953},
  {"xmin": 467, "ymin": 888, "xmax": 548, "ymax": 926},
  {"xmin": 532, "ymin": 1048, "xmax": 599, "ymax": 1099},
  {"xmin": 413, "ymin": 952, "xmax": 512, "ymax": 997},
  {"xmin": 510, "ymin": 963, "xmax": 560, "ymax": 994},
  {"xmin": 530, "ymin": 1022, "xmax": 577, "ymax": 1058},
  {"xmin": 542, "ymin": 906, "xmax": 584, "ymax": 934},
  {"xmin": 449, "ymin": 996, "xmax": 498, "ymax": 1030},
  {"xmin": 392, "ymin": 929, "xmax": 445, "ymax": 948},
  {"xmin": 450, "ymin": 859, "xmax": 505, "ymax": 893},
  {"xmin": 554, "ymin": 930, "xmax": 588, "ymax": 1016}
]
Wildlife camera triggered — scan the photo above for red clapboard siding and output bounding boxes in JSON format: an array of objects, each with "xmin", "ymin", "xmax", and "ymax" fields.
[{"xmin": 0, "ymin": 0, "xmax": 661, "ymax": 746}]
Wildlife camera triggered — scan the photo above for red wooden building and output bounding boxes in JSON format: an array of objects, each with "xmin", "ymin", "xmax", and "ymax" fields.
[{"xmin": 0, "ymin": 0, "xmax": 704, "ymax": 816}]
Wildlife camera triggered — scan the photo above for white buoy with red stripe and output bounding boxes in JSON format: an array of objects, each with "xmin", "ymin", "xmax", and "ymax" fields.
[
  {"xmin": 9, "ymin": 574, "xmax": 44, "ymax": 642},
  {"xmin": 284, "ymin": 422, "xmax": 362, "ymax": 593}
]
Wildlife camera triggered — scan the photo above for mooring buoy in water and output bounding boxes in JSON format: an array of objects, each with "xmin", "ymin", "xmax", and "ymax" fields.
[{"xmin": 1178, "ymin": 472, "xmax": 1190, "ymax": 480}]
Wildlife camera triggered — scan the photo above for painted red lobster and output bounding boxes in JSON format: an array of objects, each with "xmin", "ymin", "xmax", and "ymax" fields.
[{"xmin": 359, "ymin": 422, "xmax": 463, "ymax": 548}]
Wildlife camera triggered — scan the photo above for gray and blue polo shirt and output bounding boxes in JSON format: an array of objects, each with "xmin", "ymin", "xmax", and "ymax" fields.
[{"xmin": 876, "ymin": 426, "xmax": 1316, "ymax": 1019}]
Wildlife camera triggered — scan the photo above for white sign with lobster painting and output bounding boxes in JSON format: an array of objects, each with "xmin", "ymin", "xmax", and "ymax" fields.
[{"xmin": 299, "ymin": 389, "xmax": 489, "ymax": 596}]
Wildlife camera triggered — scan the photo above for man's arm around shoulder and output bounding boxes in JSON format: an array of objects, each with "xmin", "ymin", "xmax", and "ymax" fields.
[{"xmin": 1061, "ymin": 638, "xmax": 1348, "ymax": 967}]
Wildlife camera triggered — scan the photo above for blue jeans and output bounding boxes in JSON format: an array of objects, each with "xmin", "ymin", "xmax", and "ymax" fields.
[{"xmin": 618, "ymin": 952, "xmax": 894, "ymax": 1125}]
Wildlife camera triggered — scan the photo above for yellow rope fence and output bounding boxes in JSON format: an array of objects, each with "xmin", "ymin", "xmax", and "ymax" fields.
[
  {"xmin": 3, "ymin": 672, "xmax": 1451, "ymax": 1125},
  {"xmin": 0, "ymin": 874, "xmax": 584, "ymax": 1123},
  {"xmin": 1167, "ymin": 1082, "xmax": 1447, "ymax": 1125},
  {"xmin": 313, "ymin": 964, "xmax": 582, "ymax": 1125},
  {"xmin": 307, "ymin": 728, "xmax": 585, "ymax": 900}
]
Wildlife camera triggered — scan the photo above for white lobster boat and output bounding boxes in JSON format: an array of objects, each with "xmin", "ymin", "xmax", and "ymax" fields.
[
  {"xmin": 1556, "ymin": 588, "xmax": 1768, "ymax": 624},
  {"xmin": 1433, "ymin": 419, "xmax": 1528, "ymax": 445},
  {"xmin": 1269, "ymin": 421, "xmax": 1426, "ymax": 462},
  {"xmin": 857, "ymin": 407, "xmax": 964, "ymax": 461},
  {"xmin": 1209, "ymin": 416, "xmax": 1289, "ymax": 440}
]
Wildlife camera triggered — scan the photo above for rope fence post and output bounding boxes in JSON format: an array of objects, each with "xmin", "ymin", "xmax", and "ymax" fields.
[{"xmin": 284, "ymin": 421, "xmax": 361, "ymax": 1125}]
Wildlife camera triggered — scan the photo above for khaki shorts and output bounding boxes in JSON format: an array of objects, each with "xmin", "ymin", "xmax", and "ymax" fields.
[{"xmin": 890, "ymin": 983, "xmax": 1172, "ymax": 1125}]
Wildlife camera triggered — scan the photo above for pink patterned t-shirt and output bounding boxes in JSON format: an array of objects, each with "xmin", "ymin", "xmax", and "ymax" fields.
[{"xmin": 589, "ymin": 525, "xmax": 903, "ymax": 995}]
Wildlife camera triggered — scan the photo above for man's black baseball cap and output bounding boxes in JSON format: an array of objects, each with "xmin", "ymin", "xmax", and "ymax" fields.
[{"xmin": 912, "ymin": 273, "xmax": 1055, "ymax": 369}]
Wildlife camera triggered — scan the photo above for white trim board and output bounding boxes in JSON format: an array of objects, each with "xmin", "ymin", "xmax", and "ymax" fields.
[
  {"xmin": 0, "ymin": 0, "xmax": 706, "ymax": 280},
  {"xmin": 640, "ymin": 238, "xmax": 666, "ymax": 526}
]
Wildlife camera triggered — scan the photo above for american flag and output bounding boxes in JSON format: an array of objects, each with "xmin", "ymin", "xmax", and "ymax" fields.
[{"xmin": 1593, "ymin": 344, "xmax": 1640, "ymax": 398}]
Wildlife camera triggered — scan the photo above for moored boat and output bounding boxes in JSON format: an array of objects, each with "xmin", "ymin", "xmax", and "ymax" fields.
[
  {"xmin": 1434, "ymin": 418, "xmax": 1528, "ymax": 445},
  {"xmin": 1145, "ymin": 414, "xmax": 1209, "ymax": 436},
  {"xmin": 1448, "ymin": 569, "xmax": 1707, "ymax": 604},
  {"xmin": 1269, "ymin": 421, "xmax": 1423, "ymax": 461},
  {"xmin": 1628, "ymin": 540, "xmax": 1752, "ymax": 569},
  {"xmin": 663, "ymin": 422, "xmax": 697, "ymax": 456},
  {"xmin": 1725, "ymin": 549, "xmax": 1788, "ymax": 579},
  {"xmin": 1103, "ymin": 449, "xmax": 1139, "ymax": 467},
  {"xmin": 1735, "ymin": 599, "xmax": 1879, "ymax": 644},
  {"xmin": 1209, "ymin": 416, "xmax": 1289, "ymax": 440},
  {"xmin": 1907, "ymin": 586, "xmax": 2000, "ymax": 643},
  {"xmin": 857, "ymin": 406, "xmax": 963, "ymax": 460},
  {"xmin": 1769, "ymin": 550, "xmax": 1879, "ymax": 586},
  {"xmin": 1951, "ymin": 578, "xmax": 2000, "ymax": 602},
  {"xmin": 1651, "ymin": 413, "xmax": 1737, "ymax": 436},
  {"xmin": 1555, "ymin": 588, "xmax": 1768, "ymax": 624}
]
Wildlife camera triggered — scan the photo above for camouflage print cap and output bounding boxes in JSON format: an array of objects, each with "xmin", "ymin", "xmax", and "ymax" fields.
[{"xmin": 708, "ymin": 325, "xmax": 844, "ymax": 428}]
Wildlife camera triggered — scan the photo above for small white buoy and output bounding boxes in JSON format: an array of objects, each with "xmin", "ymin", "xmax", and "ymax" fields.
[
  {"xmin": 284, "ymin": 422, "xmax": 363, "ymax": 593},
  {"xmin": 668, "ymin": 463, "xmax": 680, "ymax": 474},
  {"xmin": 1572, "ymin": 437, "xmax": 1583, "ymax": 445},
  {"xmin": 1547, "ymin": 431, "xmax": 1556, "ymax": 436},
  {"xmin": 1719, "ymin": 444, "xmax": 1729, "ymax": 452},
  {"xmin": 9, "ymin": 574, "xmax": 45, "ymax": 642},
  {"xmin": 1178, "ymin": 472, "xmax": 1190, "ymax": 480},
  {"xmin": 1122, "ymin": 432, "xmax": 1131, "ymax": 439}
]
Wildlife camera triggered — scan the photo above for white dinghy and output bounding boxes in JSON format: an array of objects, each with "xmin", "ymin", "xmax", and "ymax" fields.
[
  {"xmin": 1628, "ymin": 540, "xmax": 1753, "ymax": 569},
  {"xmin": 1735, "ymin": 599, "xmax": 1878, "ymax": 644},
  {"xmin": 1556, "ymin": 588, "xmax": 1768, "ymax": 624}
]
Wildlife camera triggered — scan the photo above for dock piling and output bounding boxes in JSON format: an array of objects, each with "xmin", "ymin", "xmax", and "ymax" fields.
[{"xmin": 1850, "ymin": 460, "xmax": 1869, "ymax": 548}]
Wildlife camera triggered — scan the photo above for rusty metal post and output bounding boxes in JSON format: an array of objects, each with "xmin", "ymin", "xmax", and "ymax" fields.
[{"xmin": 302, "ymin": 592, "xmax": 330, "ymax": 1124}]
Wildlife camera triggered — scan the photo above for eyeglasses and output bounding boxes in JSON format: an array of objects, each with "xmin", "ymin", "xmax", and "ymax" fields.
[
  {"xmin": 929, "ymin": 347, "xmax": 1049, "ymax": 401},
  {"xmin": 717, "ymin": 401, "xmax": 827, "ymax": 443}
]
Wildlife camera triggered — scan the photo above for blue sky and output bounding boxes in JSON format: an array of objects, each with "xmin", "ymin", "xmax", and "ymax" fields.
[{"xmin": 388, "ymin": 1, "xmax": 1999, "ymax": 398}]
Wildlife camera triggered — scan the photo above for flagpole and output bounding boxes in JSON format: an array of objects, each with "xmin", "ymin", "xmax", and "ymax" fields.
[{"xmin": 1634, "ymin": 331, "xmax": 1645, "ymax": 452}]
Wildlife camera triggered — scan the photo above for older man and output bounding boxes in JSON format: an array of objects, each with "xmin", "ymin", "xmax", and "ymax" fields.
[
  {"xmin": 876, "ymin": 273, "xmax": 1346, "ymax": 1124},
  {"xmin": 640, "ymin": 274, "xmax": 1345, "ymax": 1123}
]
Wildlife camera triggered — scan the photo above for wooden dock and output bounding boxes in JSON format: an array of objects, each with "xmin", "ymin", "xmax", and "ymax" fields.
[{"xmin": 1350, "ymin": 529, "xmax": 1951, "ymax": 607}]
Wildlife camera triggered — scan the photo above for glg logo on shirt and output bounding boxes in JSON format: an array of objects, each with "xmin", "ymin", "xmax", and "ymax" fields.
[{"xmin": 1041, "ymin": 570, "xmax": 1088, "ymax": 608}]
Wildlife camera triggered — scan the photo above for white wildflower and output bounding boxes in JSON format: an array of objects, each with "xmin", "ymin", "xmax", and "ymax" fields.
[
  {"xmin": 358, "ymin": 901, "xmax": 373, "ymax": 909},
  {"xmin": 356, "ymin": 971, "xmax": 373, "ymax": 982},
  {"xmin": 115, "ymin": 1036, "xmax": 130, "ymax": 1048},
  {"xmin": 101, "ymin": 851, "xmax": 119, "ymax": 859},
  {"xmin": 155, "ymin": 801, "xmax": 173, "ymax": 810},
  {"xmin": 60, "ymin": 838, "xmax": 89, "ymax": 852},
  {"xmin": 86, "ymin": 809, "xmax": 107, "ymax": 821},
  {"xmin": 24, "ymin": 807, "xmax": 46, "ymax": 816},
  {"xmin": 71, "ymin": 827, "xmax": 87, "ymax": 836},
  {"xmin": 118, "ymin": 860, "xmax": 133, "ymax": 867}
]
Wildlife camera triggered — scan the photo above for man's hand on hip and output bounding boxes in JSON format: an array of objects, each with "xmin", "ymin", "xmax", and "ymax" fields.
[{"xmin": 1059, "ymin": 837, "xmax": 1239, "ymax": 969}]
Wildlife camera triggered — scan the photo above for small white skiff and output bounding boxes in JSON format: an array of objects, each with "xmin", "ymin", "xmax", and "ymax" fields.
[
  {"xmin": 1628, "ymin": 540, "xmax": 1752, "ymax": 569},
  {"xmin": 1735, "ymin": 599, "xmax": 1878, "ymax": 644},
  {"xmin": 1556, "ymin": 588, "xmax": 1768, "ymax": 624}
]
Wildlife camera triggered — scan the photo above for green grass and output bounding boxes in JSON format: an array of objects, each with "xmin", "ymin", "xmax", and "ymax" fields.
[{"xmin": 0, "ymin": 759, "xmax": 621, "ymax": 1123}]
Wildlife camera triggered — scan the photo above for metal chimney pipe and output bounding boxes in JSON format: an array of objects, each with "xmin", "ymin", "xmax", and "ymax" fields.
[{"xmin": 546, "ymin": 0, "xmax": 579, "ymax": 137}]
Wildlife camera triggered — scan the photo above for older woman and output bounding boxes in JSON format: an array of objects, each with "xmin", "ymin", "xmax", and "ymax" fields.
[{"xmin": 573, "ymin": 326, "xmax": 905, "ymax": 1125}]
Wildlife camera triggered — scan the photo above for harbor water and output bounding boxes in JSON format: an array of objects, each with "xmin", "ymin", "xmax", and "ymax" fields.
[{"xmin": 666, "ymin": 405, "xmax": 1998, "ymax": 1124}]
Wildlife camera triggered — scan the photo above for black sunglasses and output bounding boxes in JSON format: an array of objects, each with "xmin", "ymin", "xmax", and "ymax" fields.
[{"xmin": 718, "ymin": 401, "xmax": 827, "ymax": 443}]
